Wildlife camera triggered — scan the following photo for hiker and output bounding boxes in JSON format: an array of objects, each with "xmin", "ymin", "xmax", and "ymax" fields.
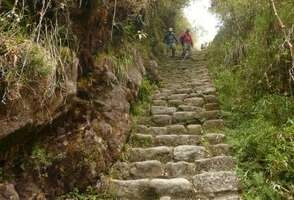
[
  {"xmin": 163, "ymin": 28, "xmax": 178, "ymax": 57},
  {"xmin": 179, "ymin": 29, "xmax": 194, "ymax": 58}
]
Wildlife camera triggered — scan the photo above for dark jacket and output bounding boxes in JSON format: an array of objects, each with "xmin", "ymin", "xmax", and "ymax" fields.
[{"xmin": 164, "ymin": 31, "xmax": 178, "ymax": 45}]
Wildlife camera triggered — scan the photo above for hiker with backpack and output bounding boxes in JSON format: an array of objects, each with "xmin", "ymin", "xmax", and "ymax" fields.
[
  {"xmin": 163, "ymin": 28, "xmax": 178, "ymax": 57},
  {"xmin": 179, "ymin": 29, "xmax": 194, "ymax": 58}
]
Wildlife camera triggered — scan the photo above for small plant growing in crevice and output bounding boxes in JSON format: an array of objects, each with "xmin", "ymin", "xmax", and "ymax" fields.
[
  {"xmin": 57, "ymin": 187, "xmax": 117, "ymax": 200},
  {"xmin": 130, "ymin": 78, "xmax": 155, "ymax": 116},
  {"xmin": 29, "ymin": 145, "xmax": 55, "ymax": 178}
]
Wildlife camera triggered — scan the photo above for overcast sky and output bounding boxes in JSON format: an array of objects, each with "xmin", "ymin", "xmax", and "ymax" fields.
[{"xmin": 184, "ymin": 0, "xmax": 220, "ymax": 47}]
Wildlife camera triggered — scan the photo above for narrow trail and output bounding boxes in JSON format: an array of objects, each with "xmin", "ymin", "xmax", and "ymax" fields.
[{"xmin": 105, "ymin": 52, "xmax": 241, "ymax": 200}]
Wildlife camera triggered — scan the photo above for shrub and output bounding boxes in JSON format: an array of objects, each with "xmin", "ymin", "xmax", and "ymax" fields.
[
  {"xmin": 130, "ymin": 78, "xmax": 155, "ymax": 116},
  {"xmin": 229, "ymin": 120, "xmax": 294, "ymax": 199}
]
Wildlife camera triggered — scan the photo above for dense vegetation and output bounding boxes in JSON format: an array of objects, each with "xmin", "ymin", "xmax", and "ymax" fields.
[
  {"xmin": 209, "ymin": 0, "xmax": 294, "ymax": 199},
  {"xmin": 0, "ymin": 0, "xmax": 192, "ymax": 199},
  {"xmin": 2, "ymin": 0, "xmax": 293, "ymax": 199}
]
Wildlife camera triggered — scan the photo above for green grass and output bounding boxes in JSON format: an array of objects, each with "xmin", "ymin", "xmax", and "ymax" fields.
[
  {"xmin": 209, "ymin": 60, "xmax": 294, "ymax": 199},
  {"xmin": 228, "ymin": 119, "xmax": 294, "ymax": 199},
  {"xmin": 57, "ymin": 187, "xmax": 117, "ymax": 200},
  {"xmin": 130, "ymin": 78, "xmax": 155, "ymax": 116}
]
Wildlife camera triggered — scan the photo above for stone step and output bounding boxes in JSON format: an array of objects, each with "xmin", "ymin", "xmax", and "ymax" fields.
[
  {"xmin": 135, "ymin": 124, "xmax": 203, "ymax": 135},
  {"xmin": 195, "ymin": 156, "xmax": 235, "ymax": 173},
  {"xmin": 151, "ymin": 106, "xmax": 177, "ymax": 115},
  {"xmin": 174, "ymin": 88, "xmax": 193, "ymax": 94},
  {"xmin": 213, "ymin": 193, "xmax": 241, "ymax": 200},
  {"xmin": 107, "ymin": 178, "xmax": 194, "ymax": 199},
  {"xmin": 183, "ymin": 97, "xmax": 205, "ymax": 107},
  {"xmin": 127, "ymin": 146, "xmax": 174, "ymax": 162},
  {"xmin": 203, "ymin": 119, "xmax": 225, "ymax": 130},
  {"xmin": 127, "ymin": 145, "xmax": 208, "ymax": 162},
  {"xmin": 203, "ymin": 133, "xmax": 226, "ymax": 145},
  {"xmin": 168, "ymin": 94, "xmax": 188, "ymax": 101},
  {"xmin": 151, "ymin": 112, "xmax": 205, "ymax": 126},
  {"xmin": 152, "ymin": 115, "xmax": 172, "ymax": 126},
  {"xmin": 202, "ymin": 110, "xmax": 221, "ymax": 120},
  {"xmin": 130, "ymin": 134, "xmax": 202, "ymax": 147},
  {"xmin": 153, "ymin": 99, "xmax": 168, "ymax": 106},
  {"xmin": 192, "ymin": 171, "xmax": 240, "ymax": 194},
  {"xmin": 178, "ymin": 105, "xmax": 204, "ymax": 112},
  {"xmin": 130, "ymin": 133, "xmax": 225, "ymax": 147},
  {"xmin": 203, "ymin": 95, "xmax": 218, "ymax": 104},
  {"xmin": 204, "ymin": 103, "xmax": 220, "ymax": 111},
  {"xmin": 209, "ymin": 144, "xmax": 230, "ymax": 156},
  {"xmin": 112, "ymin": 156, "xmax": 235, "ymax": 181},
  {"xmin": 165, "ymin": 161, "xmax": 196, "ymax": 179},
  {"xmin": 172, "ymin": 112, "xmax": 203, "ymax": 124},
  {"xmin": 173, "ymin": 145, "xmax": 207, "ymax": 162}
]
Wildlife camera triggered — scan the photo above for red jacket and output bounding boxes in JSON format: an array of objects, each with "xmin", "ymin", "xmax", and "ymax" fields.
[{"xmin": 180, "ymin": 32, "xmax": 193, "ymax": 46}]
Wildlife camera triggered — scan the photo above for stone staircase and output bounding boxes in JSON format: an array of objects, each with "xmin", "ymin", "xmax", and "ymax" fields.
[{"xmin": 103, "ymin": 53, "xmax": 241, "ymax": 200}]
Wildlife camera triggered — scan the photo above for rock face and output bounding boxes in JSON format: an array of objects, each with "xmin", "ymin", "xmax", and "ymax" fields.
[
  {"xmin": 0, "ymin": 49, "xmax": 147, "ymax": 198},
  {"xmin": 0, "ymin": 183, "xmax": 19, "ymax": 200},
  {"xmin": 0, "ymin": 1, "xmax": 157, "ymax": 199},
  {"xmin": 105, "ymin": 52, "xmax": 241, "ymax": 199},
  {"xmin": 0, "ymin": 40, "xmax": 78, "ymax": 140}
]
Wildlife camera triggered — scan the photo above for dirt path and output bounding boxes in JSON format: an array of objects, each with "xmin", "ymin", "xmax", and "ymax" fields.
[{"xmin": 104, "ymin": 52, "xmax": 241, "ymax": 200}]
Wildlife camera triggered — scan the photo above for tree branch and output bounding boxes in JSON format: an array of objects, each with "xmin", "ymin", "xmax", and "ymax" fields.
[{"xmin": 270, "ymin": 0, "xmax": 294, "ymax": 80}]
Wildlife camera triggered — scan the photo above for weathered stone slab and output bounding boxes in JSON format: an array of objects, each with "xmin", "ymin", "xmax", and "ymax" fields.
[
  {"xmin": 151, "ymin": 106, "xmax": 177, "ymax": 115},
  {"xmin": 173, "ymin": 112, "xmax": 202, "ymax": 124},
  {"xmin": 184, "ymin": 97, "xmax": 205, "ymax": 107},
  {"xmin": 174, "ymin": 145, "xmax": 206, "ymax": 161},
  {"xmin": 155, "ymin": 135, "xmax": 201, "ymax": 146},
  {"xmin": 203, "ymin": 133, "xmax": 226, "ymax": 144},
  {"xmin": 202, "ymin": 110, "xmax": 220, "ymax": 120},
  {"xmin": 168, "ymin": 100, "xmax": 183, "ymax": 107},
  {"xmin": 178, "ymin": 105, "xmax": 204, "ymax": 112},
  {"xmin": 174, "ymin": 88, "xmax": 193, "ymax": 94},
  {"xmin": 204, "ymin": 95, "xmax": 218, "ymax": 103},
  {"xmin": 168, "ymin": 94, "xmax": 188, "ymax": 101},
  {"xmin": 203, "ymin": 119, "xmax": 225, "ymax": 130},
  {"xmin": 153, "ymin": 100, "xmax": 168, "ymax": 106},
  {"xmin": 166, "ymin": 125, "xmax": 187, "ymax": 134},
  {"xmin": 209, "ymin": 144, "xmax": 230, "ymax": 156},
  {"xmin": 166, "ymin": 161, "xmax": 196, "ymax": 178},
  {"xmin": 149, "ymin": 127, "xmax": 168, "ymax": 135},
  {"xmin": 129, "ymin": 160, "xmax": 163, "ymax": 179},
  {"xmin": 152, "ymin": 115, "xmax": 172, "ymax": 126},
  {"xmin": 149, "ymin": 178, "xmax": 194, "ymax": 197},
  {"xmin": 187, "ymin": 125, "xmax": 203, "ymax": 135},
  {"xmin": 192, "ymin": 171, "xmax": 239, "ymax": 193},
  {"xmin": 195, "ymin": 156, "xmax": 235, "ymax": 173},
  {"xmin": 205, "ymin": 103, "xmax": 220, "ymax": 111},
  {"xmin": 128, "ymin": 147, "xmax": 173, "ymax": 162}
]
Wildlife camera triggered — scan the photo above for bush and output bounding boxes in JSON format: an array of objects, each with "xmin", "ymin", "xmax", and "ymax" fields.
[
  {"xmin": 209, "ymin": 1, "xmax": 294, "ymax": 199},
  {"xmin": 57, "ymin": 187, "xmax": 117, "ymax": 200},
  {"xmin": 229, "ymin": 120, "xmax": 294, "ymax": 199},
  {"xmin": 0, "ymin": 37, "xmax": 57, "ymax": 102},
  {"xmin": 130, "ymin": 78, "xmax": 155, "ymax": 116}
]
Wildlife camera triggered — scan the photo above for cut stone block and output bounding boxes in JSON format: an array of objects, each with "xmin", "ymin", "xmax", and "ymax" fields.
[
  {"xmin": 174, "ymin": 145, "xmax": 206, "ymax": 162},
  {"xmin": 187, "ymin": 125, "xmax": 203, "ymax": 135},
  {"xmin": 192, "ymin": 171, "xmax": 239, "ymax": 193},
  {"xmin": 129, "ymin": 160, "xmax": 163, "ymax": 179},
  {"xmin": 195, "ymin": 156, "xmax": 235, "ymax": 173},
  {"xmin": 203, "ymin": 120, "xmax": 225, "ymax": 130},
  {"xmin": 184, "ymin": 97, "xmax": 205, "ymax": 107},
  {"xmin": 165, "ymin": 161, "xmax": 196, "ymax": 178},
  {"xmin": 166, "ymin": 125, "xmax": 187, "ymax": 134},
  {"xmin": 155, "ymin": 135, "xmax": 201, "ymax": 146},
  {"xmin": 151, "ymin": 106, "xmax": 177, "ymax": 115},
  {"xmin": 152, "ymin": 115, "xmax": 172, "ymax": 126},
  {"xmin": 128, "ymin": 147, "xmax": 173, "ymax": 162}
]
